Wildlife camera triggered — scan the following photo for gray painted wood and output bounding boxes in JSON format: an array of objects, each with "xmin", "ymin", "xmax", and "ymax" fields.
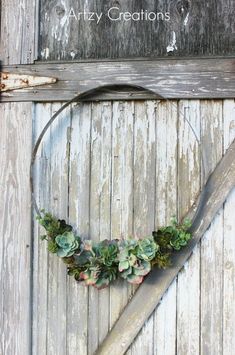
[
  {"xmin": 39, "ymin": 0, "xmax": 235, "ymax": 61},
  {"xmin": 223, "ymin": 100, "xmax": 235, "ymax": 355},
  {"xmin": 2, "ymin": 58, "xmax": 235, "ymax": 102},
  {"xmin": 0, "ymin": 0, "xmax": 38, "ymax": 64},
  {"xmin": 0, "ymin": 103, "xmax": 32, "ymax": 355},
  {"xmin": 200, "ymin": 101, "xmax": 223, "ymax": 355},
  {"xmin": 30, "ymin": 98, "xmax": 235, "ymax": 355},
  {"xmin": 0, "ymin": 1, "xmax": 37, "ymax": 355},
  {"xmin": 153, "ymin": 101, "xmax": 178, "ymax": 355},
  {"xmin": 96, "ymin": 131, "xmax": 235, "ymax": 354},
  {"xmin": 176, "ymin": 100, "xmax": 201, "ymax": 355},
  {"xmin": 1, "ymin": 1, "xmax": 235, "ymax": 354}
]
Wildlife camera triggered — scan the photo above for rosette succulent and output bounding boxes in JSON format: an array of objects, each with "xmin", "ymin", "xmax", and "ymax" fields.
[
  {"xmin": 75, "ymin": 239, "xmax": 119, "ymax": 289},
  {"xmin": 118, "ymin": 240, "xmax": 152, "ymax": 284},
  {"xmin": 55, "ymin": 232, "xmax": 81, "ymax": 257},
  {"xmin": 170, "ymin": 230, "xmax": 191, "ymax": 250},
  {"xmin": 38, "ymin": 210, "xmax": 192, "ymax": 289},
  {"xmin": 137, "ymin": 237, "xmax": 159, "ymax": 261}
]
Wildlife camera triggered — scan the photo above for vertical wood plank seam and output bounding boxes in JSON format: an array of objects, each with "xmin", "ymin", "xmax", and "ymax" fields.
[
  {"xmin": 109, "ymin": 101, "xmax": 114, "ymax": 332},
  {"xmin": 66, "ymin": 104, "xmax": 73, "ymax": 355},
  {"xmin": 87, "ymin": 103, "xmax": 92, "ymax": 353},
  {"xmin": 199, "ymin": 100, "xmax": 203, "ymax": 355},
  {"xmin": 175, "ymin": 100, "xmax": 180, "ymax": 355},
  {"xmin": 34, "ymin": 0, "xmax": 40, "ymax": 61},
  {"xmin": 152, "ymin": 100, "xmax": 158, "ymax": 355},
  {"xmin": 221, "ymin": 99, "xmax": 225, "ymax": 355}
]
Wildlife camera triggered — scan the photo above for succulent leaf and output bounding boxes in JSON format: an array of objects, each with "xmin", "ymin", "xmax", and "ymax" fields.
[{"xmin": 55, "ymin": 232, "xmax": 80, "ymax": 257}]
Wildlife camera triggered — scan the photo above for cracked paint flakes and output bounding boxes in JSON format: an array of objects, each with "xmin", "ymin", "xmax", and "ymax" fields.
[
  {"xmin": 166, "ymin": 31, "xmax": 178, "ymax": 53},
  {"xmin": 40, "ymin": 47, "xmax": 50, "ymax": 59}
]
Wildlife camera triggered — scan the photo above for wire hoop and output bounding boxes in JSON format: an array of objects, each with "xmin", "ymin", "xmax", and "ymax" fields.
[{"xmin": 30, "ymin": 83, "xmax": 205, "ymax": 226}]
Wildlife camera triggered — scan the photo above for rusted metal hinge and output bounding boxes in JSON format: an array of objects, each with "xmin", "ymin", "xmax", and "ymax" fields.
[{"xmin": 0, "ymin": 72, "xmax": 57, "ymax": 92}]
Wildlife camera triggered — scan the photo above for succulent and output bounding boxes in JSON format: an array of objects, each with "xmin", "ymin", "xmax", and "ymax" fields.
[
  {"xmin": 55, "ymin": 232, "xmax": 81, "ymax": 257},
  {"xmin": 152, "ymin": 253, "xmax": 171, "ymax": 269},
  {"xmin": 80, "ymin": 265, "xmax": 118, "ymax": 289},
  {"xmin": 137, "ymin": 237, "xmax": 159, "ymax": 261},
  {"xmin": 118, "ymin": 240, "xmax": 152, "ymax": 284},
  {"xmin": 47, "ymin": 240, "xmax": 59, "ymax": 254},
  {"xmin": 170, "ymin": 230, "xmax": 191, "ymax": 250},
  {"xmin": 37, "ymin": 211, "xmax": 72, "ymax": 239},
  {"xmin": 153, "ymin": 218, "xmax": 192, "ymax": 252},
  {"xmin": 74, "ymin": 239, "xmax": 119, "ymax": 289},
  {"xmin": 118, "ymin": 249, "xmax": 137, "ymax": 272},
  {"xmin": 93, "ymin": 240, "xmax": 119, "ymax": 266},
  {"xmin": 38, "ymin": 211, "xmax": 192, "ymax": 289}
]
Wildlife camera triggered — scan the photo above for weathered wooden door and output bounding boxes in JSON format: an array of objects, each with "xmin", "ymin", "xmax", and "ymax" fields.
[{"xmin": 1, "ymin": 1, "xmax": 235, "ymax": 355}]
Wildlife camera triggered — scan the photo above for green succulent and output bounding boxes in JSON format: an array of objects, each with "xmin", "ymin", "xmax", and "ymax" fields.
[
  {"xmin": 80, "ymin": 265, "xmax": 118, "ymax": 289},
  {"xmin": 73, "ymin": 239, "xmax": 119, "ymax": 289},
  {"xmin": 170, "ymin": 230, "xmax": 191, "ymax": 250},
  {"xmin": 153, "ymin": 218, "xmax": 192, "ymax": 252},
  {"xmin": 93, "ymin": 240, "xmax": 119, "ymax": 267},
  {"xmin": 38, "ymin": 210, "xmax": 192, "ymax": 289},
  {"xmin": 118, "ymin": 249, "xmax": 137, "ymax": 272},
  {"xmin": 137, "ymin": 237, "xmax": 159, "ymax": 261},
  {"xmin": 152, "ymin": 253, "xmax": 171, "ymax": 269},
  {"xmin": 47, "ymin": 240, "xmax": 58, "ymax": 254},
  {"xmin": 37, "ymin": 211, "xmax": 72, "ymax": 239},
  {"xmin": 118, "ymin": 240, "xmax": 152, "ymax": 284},
  {"xmin": 55, "ymin": 232, "xmax": 81, "ymax": 257}
]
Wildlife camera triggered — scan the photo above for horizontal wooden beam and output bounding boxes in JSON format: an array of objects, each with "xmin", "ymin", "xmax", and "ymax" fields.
[
  {"xmin": 1, "ymin": 57, "xmax": 235, "ymax": 102},
  {"xmin": 95, "ymin": 137, "xmax": 235, "ymax": 355}
]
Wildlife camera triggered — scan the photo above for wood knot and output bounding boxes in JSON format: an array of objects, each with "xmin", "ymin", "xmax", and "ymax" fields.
[
  {"xmin": 55, "ymin": 5, "xmax": 65, "ymax": 18},
  {"xmin": 176, "ymin": 0, "xmax": 191, "ymax": 16}
]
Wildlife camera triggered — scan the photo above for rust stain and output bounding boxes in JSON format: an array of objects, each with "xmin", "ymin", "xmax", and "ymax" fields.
[{"xmin": 0, "ymin": 71, "xmax": 57, "ymax": 92}]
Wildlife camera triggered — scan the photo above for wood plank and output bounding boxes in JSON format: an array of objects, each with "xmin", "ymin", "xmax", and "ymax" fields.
[
  {"xmin": 0, "ymin": 103, "xmax": 32, "ymax": 355},
  {"xmin": 0, "ymin": 0, "xmax": 38, "ymax": 64},
  {"xmin": 200, "ymin": 101, "xmax": 223, "ymax": 355},
  {"xmin": 0, "ymin": 1, "xmax": 37, "ymax": 354},
  {"xmin": 95, "ymin": 135, "xmax": 235, "ymax": 355},
  {"xmin": 130, "ymin": 100, "xmax": 156, "ymax": 354},
  {"xmin": 88, "ymin": 101, "xmax": 113, "ymax": 354},
  {"xmin": 110, "ymin": 101, "xmax": 134, "ymax": 329},
  {"xmin": 32, "ymin": 103, "xmax": 51, "ymax": 355},
  {"xmin": 109, "ymin": 101, "xmax": 134, "ymax": 355},
  {"xmin": 38, "ymin": 0, "xmax": 235, "ymax": 61},
  {"xmin": 97, "ymin": 102, "xmax": 112, "ymax": 346},
  {"xmin": 153, "ymin": 100, "xmax": 178, "ymax": 355},
  {"xmin": 176, "ymin": 100, "xmax": 201, "ymax": 355},
  {"xmin": 66, "ymin": 102, "xmax": 91, "ymax": 355},
  {"xmin": 2, "ymin": 58, "xmax": 235, "ymax": 102},
  {"xmin": 46, "ymin": 103, "xmax": 70, "ymax": 355},
  {"xmin": 223, "ymin": 99, "xmax": 235, "ymax": 355}
]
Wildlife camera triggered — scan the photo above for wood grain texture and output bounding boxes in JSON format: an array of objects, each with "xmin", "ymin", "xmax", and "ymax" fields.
[
  {"xmin": 176, "ymin": 100, "xmax": 201, "ymax": 355},
  {"xmin": 130, "ymin": 100, "xmax": 156, "ymax": 355},
  {"xmin": 153, "ymin": 101, "xmax": 178, "ymax": 355},
  {"xmin": 200, "ymin": 101, "xmax": 223, "ymax": 355},
  {"xmin": 30, "ymin": 99, "xmax": 235, "ymax": 355},
  {"xmin": 96, "ymin": 129, "xmax": 235, "ymax": 354},
  {"xmin": 38, "ymin": 0, "xmax": 235, "ymax": 61},
  {"xmin": 32, "ymin": 103, "xmax": 51, "ymax": 355},
  {"xmin": 110, "ymin": 101, "xmax": 134, "ymax": 330},
  {"xmin": 2, "ymin": 58, "xmax": 235, "ymax": 102},
  {"xmin": 223, "ymin": 99, "xmax": 235, "ymax": 355},
  {"xmin": 67, "ymin": 102, "xmax": 91, "ymax": 355},
  {"xmin": 0, "ymin": 0, "xmax": 38, "ymax": 64},
  {"xmin": 0, "ymin": 1, "xmax": 37, "ymax": 355},
  {"xmin": 0, "ymin": 103, "xmax": 32, "ymax": 355}
]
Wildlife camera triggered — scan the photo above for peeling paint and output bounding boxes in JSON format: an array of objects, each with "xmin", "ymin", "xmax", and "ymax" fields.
[
  {"xmin": 70, "ymin": 51, "xmax": 76, "ymax": 59},
  {"xmin": 40, "ymin": 47, "xmax": 50, "ymax": 59},
  {"xmin": 166, "ymin": 31, "xmax": 178, "ymax": 53},
  {"xmin": 184, "ymin": 12, "xmax": 189, "ymax": 26}
]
